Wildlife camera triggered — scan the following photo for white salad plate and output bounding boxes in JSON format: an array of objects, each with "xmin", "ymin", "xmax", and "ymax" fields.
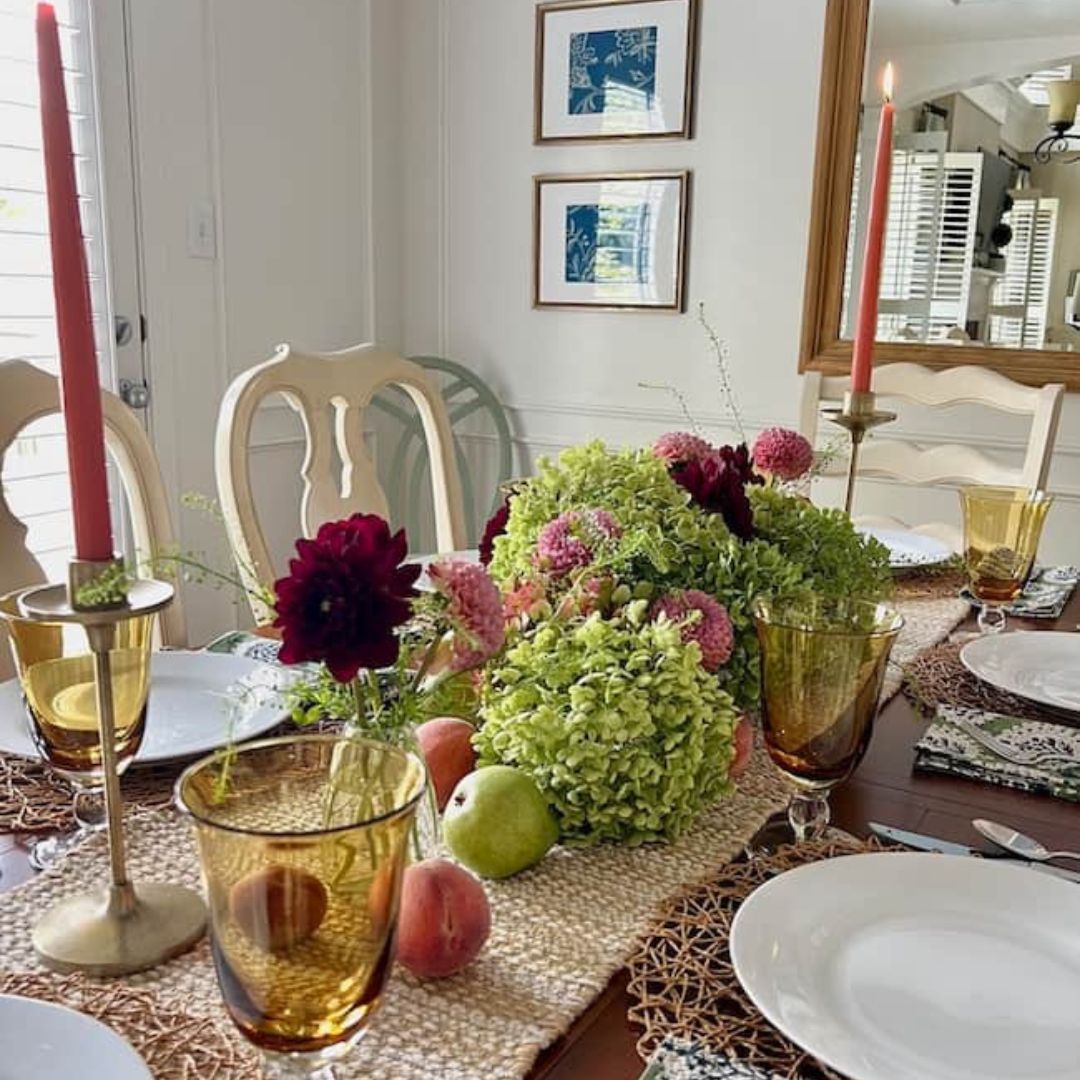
[
  {"xmin": 961, "ymin": 631, "xmax": 1080, "ymax": 714},
  {"xmin": 858, "ymin": 527, "xmax": 953, "ymax": 571},
  {"xmin": 0, "ymin": 651, "xmax": 289, "ymax": 764},
  {"xmin": 0, "ymin": 994, "xmax": 151, "ymax": 1079},
  {"xmin": 730, "ymin": 852, "xmax": 1080, "ymax": 1080}
]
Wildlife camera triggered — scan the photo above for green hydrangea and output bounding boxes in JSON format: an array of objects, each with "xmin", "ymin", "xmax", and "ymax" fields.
[{"xmin": 476, "ymin": 604, "xmax": 737, "ymax": 845}]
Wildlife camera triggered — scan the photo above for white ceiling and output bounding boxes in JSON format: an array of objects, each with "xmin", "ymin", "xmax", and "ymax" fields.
[{"xmin": 871, "ymin": 0, "xmax": 1080, "ymax": 48}]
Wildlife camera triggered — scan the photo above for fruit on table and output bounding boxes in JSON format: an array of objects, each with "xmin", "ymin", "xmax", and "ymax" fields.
[
  {"xmin": 730, "ymin": 714, "xmax": 754, "ymax": 779},
  {"xmin": 229, "ymin": 865, "xmax": 328, "ymax": 952},
  {"xmin": 443, "ymin": 765, "xmax": 559, "ymax": 879},
  {"xmin": 395, "ymin": 858, "xmax": 491, "ymax": 978},
  {"xmin": 415, "ymin": 717, "xmax": 478, "ymax": 811}
]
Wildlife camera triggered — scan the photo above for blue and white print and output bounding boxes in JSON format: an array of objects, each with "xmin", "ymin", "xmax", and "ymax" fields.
[
  {"xmin": 565, "ymin": 202, "xmax": 652, "ymax": 285},
  {"xmin": 568, "ymin": 26, "xmax": 658, "ymax": 115}
]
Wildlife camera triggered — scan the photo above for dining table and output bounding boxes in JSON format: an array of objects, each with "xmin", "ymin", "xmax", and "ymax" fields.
[{"xmin": 0, "ymin": 591, "xmax": 1076, "ymax": 1078}]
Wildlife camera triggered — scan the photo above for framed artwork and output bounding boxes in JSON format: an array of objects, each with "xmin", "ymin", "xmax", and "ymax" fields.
[
  {"xmin": 533, "ymin": 171, "xmax": 690, "ymax": 312},
  {"xmin": 534, "ymin": 0, "xmax": 699, "ymax": 143}
]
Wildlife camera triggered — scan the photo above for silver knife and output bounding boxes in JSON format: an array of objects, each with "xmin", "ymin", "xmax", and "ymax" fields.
[{"xmin": 868, "ymin": 823, "xmax": 1080, "ymax": 884}]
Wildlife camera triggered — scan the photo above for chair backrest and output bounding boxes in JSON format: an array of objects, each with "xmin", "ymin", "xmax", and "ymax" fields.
[
  {"xmin": 215, "ymin": 343, "xmax": 468, "ymax": 622},
  {"xmin": 370, "ymin": 355, "xmax": 514, "ymax": 547},
  {"xmin": 0, "ymin": 359, "xmax": 187, "ymax": 677},
  {"xmin": 799, "ymin": 363, "xmax": 1064, "ymax": 542}
]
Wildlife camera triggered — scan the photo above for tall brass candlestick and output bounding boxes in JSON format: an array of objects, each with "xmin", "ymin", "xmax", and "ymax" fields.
[
  {"xmin": 822, "ymin": 390, "xmax": 897, "ymax": 516},
  {"xmin": 16, "ymin": 561, "xmax": 206, "ymax": 975}
]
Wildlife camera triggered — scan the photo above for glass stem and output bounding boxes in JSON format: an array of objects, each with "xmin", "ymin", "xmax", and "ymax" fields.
[
  {"xmin": 788, "ymin": 790, "xmax": 830, "ymax": 843},
  {"xmin": 73, "ymin": 787, "xmax": 106, "ymax": 833},
  {"xmin": 977, "ymin": 603, "xmax": 1007, "ymax": 635}
]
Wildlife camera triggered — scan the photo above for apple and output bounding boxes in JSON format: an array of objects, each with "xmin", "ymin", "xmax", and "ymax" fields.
[
  {"xmin": 730, "ymin": 714, "xmax": 754, "ymax": 779},
  {"xmin": 443, "ymin": 765, "xmax": 559, "ymax": 879},
  {"xmin": 415, "ymin": 717, "xmax": 477, "ymax": 811},
  {"xmin": 395, "ymin": 858, "xmax": 491, "ymax": 978}
]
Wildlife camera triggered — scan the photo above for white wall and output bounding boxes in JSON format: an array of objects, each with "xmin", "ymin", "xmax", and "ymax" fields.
[{"xmin": 393, "ymin": 0, "xmax": 1080, "ymax": 565}]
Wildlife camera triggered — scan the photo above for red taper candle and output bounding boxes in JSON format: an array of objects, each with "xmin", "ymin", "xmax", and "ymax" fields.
[
  {"xmin": 36, "ymin": 2, "xmax": 114, "ymax": 561},
  {"xmin": 850, "ymin": 62, "xmax": 895, "ymax": 395}
]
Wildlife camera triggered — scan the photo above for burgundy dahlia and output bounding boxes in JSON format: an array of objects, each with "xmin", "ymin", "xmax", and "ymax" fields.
[
  {"xmin": 478, "ymin": 498, "xmax": 511, "ymax": 566},
  {"xmin": 671, "ymin": 443, "xmax": 760, "ymax": 540},
  {"xmin": 273, "ymin": 514, "xmax": 420, "ymax": 682}
]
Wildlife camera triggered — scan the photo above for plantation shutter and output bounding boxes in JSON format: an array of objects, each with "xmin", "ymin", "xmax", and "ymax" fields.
[
  {"xmin": 0, "ymin": 0, "xmax": 114, "ymax": 581},
  {"xmin": 988, "ymin": 194, "xmax": 1059, "ymax": 349},
  {"xmin": 876, "ymin": 136, "xmax": 981, "ymax": 342}
]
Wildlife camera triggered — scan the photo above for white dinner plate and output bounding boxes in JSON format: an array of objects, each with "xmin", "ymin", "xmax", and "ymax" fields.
[
  {"xmin": 858, "ymin": 527, "xmax": 953, "ymax": 570},
  {"xmin": 0, "ymin": 994, "xmax": 151, "ymax": 1079},
  {"xmin": 0, "ymin": 651, "xmax": 290, "ymax": 764},
  {"xmin": 961, "ymin": 631, "xmax": 1080, "ymax": 714},
  {"xmin": 730, "ymin": 853, "xmax": 1080, "ymax": 1080}
]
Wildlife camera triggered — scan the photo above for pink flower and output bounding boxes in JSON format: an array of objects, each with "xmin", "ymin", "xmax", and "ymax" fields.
[
  {"xmin": 554, "ymin": 575, "xmax": 611, "ymax": 619},
  {"xmin": 652, "ymin": 431, "xmax": 713, "ymax": 466},
  {"xmin": 535, "ymin": 509, "xmax": 621, "ymax": 575},
  {"xmin": 503, "ymin": 578, "xmax": 550, "ymax": 623},
  {"xmin": 650, "ymin": 589, "xmax": 735, "ymax": 672},
  {"xmin": 427, "ymin": 559, "xmax": 506, "ymax": 672},
  {"xmin": 752, "ymin": 427, "xmax": 814, "ymax": 481}
]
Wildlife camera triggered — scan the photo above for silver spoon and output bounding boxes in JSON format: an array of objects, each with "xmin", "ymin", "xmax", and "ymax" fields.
[{"xmin": 973, "ymin": 819, "xmax": 1080, "ymax": 865}]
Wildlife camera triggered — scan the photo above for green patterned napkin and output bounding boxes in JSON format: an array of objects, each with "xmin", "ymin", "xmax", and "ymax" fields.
[
  {"xmin": 960, "ymin": 564, "xmax": 1079, "ymax": 619},
  {"xmin": 915, "ymin": 705, "xmax": 1080, "ymax": 801}
]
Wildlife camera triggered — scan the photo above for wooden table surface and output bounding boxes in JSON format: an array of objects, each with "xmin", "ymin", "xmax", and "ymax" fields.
[
  {"xmin": 530, "ymin": 596, "xmax": 1080, "ymax": 1080},
  {"xmin": 0, "ymin": 598, "xmax": 1077, "ymax": 1079}
]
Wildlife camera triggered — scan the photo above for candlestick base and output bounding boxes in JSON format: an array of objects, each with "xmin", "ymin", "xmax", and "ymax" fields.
[
  {"xmin": 15, "ymin": 571, "xmax": 207, "ymax": 976},
  {"xmin": 822, "ymin": 390, "xmax": 897, "ymax": 516},
  {"xmin": 32, "ymin": 882, "xmax": 207, "ymax": 976}
]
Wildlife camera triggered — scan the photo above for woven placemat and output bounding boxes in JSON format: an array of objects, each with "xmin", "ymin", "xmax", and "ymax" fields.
[
  {"xmin": 881, "ymin": 594, "xmax": 970, "ymax": 700},
  {"xmin": 892, "ymin": 563, "xmax": 966, "ymax": 601},
  {"xmin": 0, "ymin": 970, "xmax": 260, "ymax": 1078},
  {"xmin": 903, "ymin": 640, "xmax": 1077, "ymax": 725},
  {"xmin": 626, "ymin": 835, "xmax": 881, "ymax": 1079}
]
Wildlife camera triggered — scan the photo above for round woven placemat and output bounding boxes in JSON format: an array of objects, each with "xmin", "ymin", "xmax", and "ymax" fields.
[
  {"xmin": 903, "ymin": 640, "xmax": 1070, "ymax": 722},
  {"xmin": 0, "ymin": 971, "xmax": 260, "ymax": 1078},
  {"xmin": 892, "ymin": 563, "xmax": 966, "ymax": 602},
  {"xmin": 627, "ymin": 835, "xmax": 882, "ymax": 1079}
]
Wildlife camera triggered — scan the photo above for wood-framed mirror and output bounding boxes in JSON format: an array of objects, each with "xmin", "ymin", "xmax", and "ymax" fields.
[{"xmin": 801, "ymin": 0, "xmax": 1080, "ymax": 390}]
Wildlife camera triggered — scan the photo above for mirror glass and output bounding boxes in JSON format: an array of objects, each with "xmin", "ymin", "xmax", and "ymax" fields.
[{"xmin": 841, "ymin": 0, "xmax": 1080, "ymax": 352}]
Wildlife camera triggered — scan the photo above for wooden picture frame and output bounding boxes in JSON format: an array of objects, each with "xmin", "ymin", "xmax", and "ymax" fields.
[
  {"xmin": 800, "ymin": 0, "xmax": 1080, "ymax": 390},
  {"xmin": 534, "ymin": 0, "xmax": 699, "ymax": 144},
  {"xmin": 533, "ymin": 171, "xmax": 690, "ymax": 312}
]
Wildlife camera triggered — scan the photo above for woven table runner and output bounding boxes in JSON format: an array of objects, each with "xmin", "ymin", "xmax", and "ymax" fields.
[
  {"xmin": 0, "ymin": 748, "xmax": 792, "ymax": 1080},
  {"xmin": 627, "ymin": 835, "xmax": 880, "ymax": 1080}
]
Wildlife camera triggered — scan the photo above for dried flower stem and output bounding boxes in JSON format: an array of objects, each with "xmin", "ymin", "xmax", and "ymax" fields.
[
  {"xmin": 698, "ymin": 302, "xmax": 747, "ymax": 446},
  {"xmin": 637, "ymin": 382, "xmax": 704, "ymax": 437}
]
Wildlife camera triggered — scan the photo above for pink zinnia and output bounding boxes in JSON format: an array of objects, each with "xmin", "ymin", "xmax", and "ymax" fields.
[
  {"xmin": 535, "ymin": 509, "xmax": 621, "ymax": 575},
  {"xmin": 427, "ymin": 559, "xmax": 506, "ymax": 671},
  {"xmin": 752, "ymin": 427, "xmax": 814, "ymax": 481},
  {"xmin": 650, "ymin": 589, "xmax": 735, "ymax": 672},
  {"xmin": 652, "ymin": 431, "xmax": 713, "ymax": 466},
  {"xmin": 503, "ymin": 577, "xmax": 550, "ymax": 623}
]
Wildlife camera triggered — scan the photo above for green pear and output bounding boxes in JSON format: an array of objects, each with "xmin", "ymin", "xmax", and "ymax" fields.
[{"xmin": 443, "ymin": 765, "xmax": 559, "ymax": 879}]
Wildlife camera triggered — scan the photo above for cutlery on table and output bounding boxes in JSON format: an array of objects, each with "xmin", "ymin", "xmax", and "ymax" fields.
[
  {"xmin": 945, "ymin": 712, "xmax": 1080, "ymax": 771},
  {"xmin": 868, "ymin": 822, "xmax": 1080, "ymax": 884},
  {"xmin": 973, "ymin": 818, "xmax": 1080, "ymax": 866}
]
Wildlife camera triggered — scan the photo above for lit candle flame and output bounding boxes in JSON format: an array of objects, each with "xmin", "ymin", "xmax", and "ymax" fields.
[{"xmin": 882, "ymin": 62, "xmax": 895, "ymax": 104}]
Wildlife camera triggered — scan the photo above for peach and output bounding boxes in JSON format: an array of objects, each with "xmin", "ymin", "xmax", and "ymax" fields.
[
  {"xmin": 229, "ymin": 865, "xmax": 328, "ymax": 953},
  {"xmin": 395, "ymin": 858, "xmax": 491, "ymax": 979},
  {"xmin": 729, "ymin": 714, "xmax": 755, "ymax": 780},
  {"xmin": 415, "ymin": 717, "xmax": 477, "ymax": 811}
]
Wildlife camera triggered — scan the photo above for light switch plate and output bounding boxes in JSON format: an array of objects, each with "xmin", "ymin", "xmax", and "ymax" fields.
[{"xmin": 187, "ymin": 200, "xmax": 216, "ymax": 259}]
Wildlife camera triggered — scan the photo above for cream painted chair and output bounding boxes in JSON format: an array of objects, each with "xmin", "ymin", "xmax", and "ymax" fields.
[
  {"xmin": 799, "ymin": 362, "xmax": 1064, "ymax": 551},
  {"xmin": 215, "ymin": 343, "xmax": 467, "ymax": 623},
  {"xmin": 0, "ymin": 359, "xmax": 187, "ymax": 678}
]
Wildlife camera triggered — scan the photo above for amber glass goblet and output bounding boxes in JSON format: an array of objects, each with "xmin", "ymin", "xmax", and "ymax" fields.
[
  {"xmin": 960, "ymin": 486, "xmax": 1053, "ymax": 635},
  {"xmin": 176, "ymin": 735, "xmax": 425, "ymax": 1079},
  {"xmin": 753, "ymin": 595, "xmax": 903, "ymax": 843},
  {"xmin": 0, "ymin": 587, "xmax": 152, "ymax": 867}
]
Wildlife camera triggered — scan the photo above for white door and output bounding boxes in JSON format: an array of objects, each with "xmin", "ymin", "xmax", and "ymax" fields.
[{"xmin": 0, "ymin": 0, "xmax": 143, "ymax": 578}]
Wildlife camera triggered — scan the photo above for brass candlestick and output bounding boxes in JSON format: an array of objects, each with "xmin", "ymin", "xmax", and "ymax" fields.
[
  {"xmin": 16, "ymin": 559, "xmax": 206, "ymax": 976},
  {"xmin": 822, "ymin": 390, "xmax": 897, "ymax": 516}
]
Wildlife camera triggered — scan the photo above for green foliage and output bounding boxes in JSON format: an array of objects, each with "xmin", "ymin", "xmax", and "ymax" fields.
[
  {"xmin": 74, "ymin": 562, "xmax": 133, "ymax": 608},
  {"xmin": 748, "ymin": 486, "xmax": 892, "ymax": 599},
  {"xmin": 476, "ymin": 605, "xmax": 738, "ymax": 845}
]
